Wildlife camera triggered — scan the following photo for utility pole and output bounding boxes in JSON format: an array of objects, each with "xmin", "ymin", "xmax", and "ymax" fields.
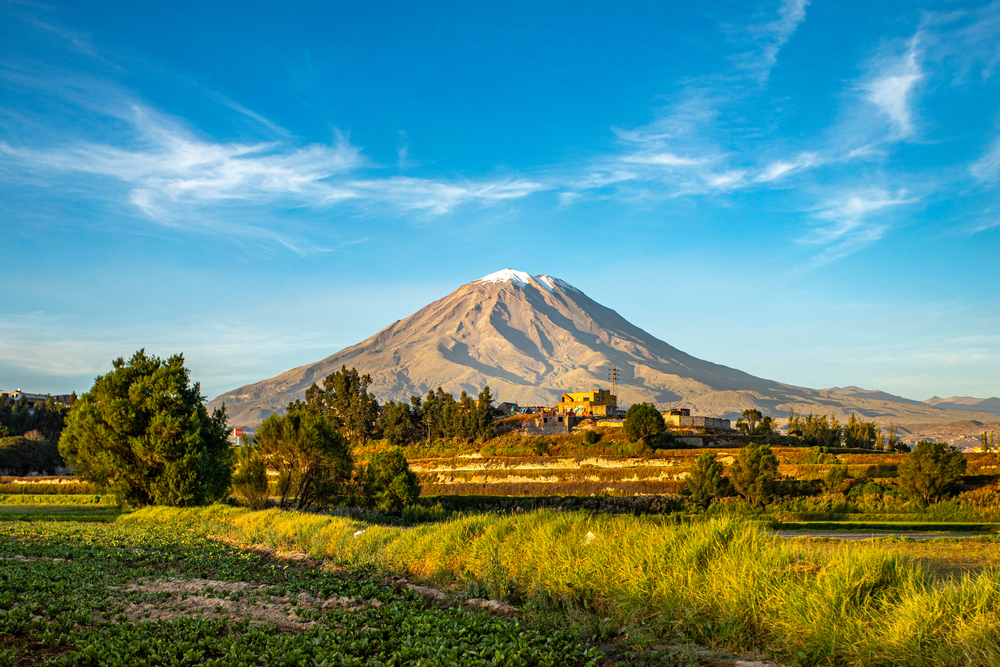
[{"xmin": 607, "ymin": 363, "xmax": 619, "ymax": 403}]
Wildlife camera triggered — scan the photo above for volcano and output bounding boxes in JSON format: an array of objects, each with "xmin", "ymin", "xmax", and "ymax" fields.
[{"xmin": 210, "ymin": 269, "xmax": 998, "ymax": 434}]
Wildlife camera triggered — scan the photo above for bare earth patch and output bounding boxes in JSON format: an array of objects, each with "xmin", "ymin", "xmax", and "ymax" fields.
[{"xmin": 117, "ymin": 577, "xmax": 374, "ymax": 630}]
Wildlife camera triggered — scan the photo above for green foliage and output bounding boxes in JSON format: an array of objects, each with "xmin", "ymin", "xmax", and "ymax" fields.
[
  {"xmin": 0, "ymin": 394, "xmax": 73, "ymax": 442},
  {"xmin": 686, "ymin": 452, "xmax": 727, "ymax": 507},
  {"xmin": 843, "ymin": 413, "xmax": 879, "ymax": 449},
  {"xmin": 288, "ymin": 366, "xmax": 379, "ymax": 447},
  {"xmin": 623, "ymin": 403, "xmax": 665, "ymax": 442},
  {"xmin": 729, "ymin": 442, "xmax": 779, "ymax": 508},
  {"xmin": 822, "ymin": 464, "xmax": 850, "ymax": 494},
  {"xmin": 532, "ymin": 438, "xmax": 550, "ymax": 456},
  {"xmin": 583, "ymin": 429, "xmax": 601, "ymax": 445},
  {"xmin": 57, "ymin": 350, "xmax": 231, "ymax": 507},
  {"xmin": 804, "ymin": 446, "xmax": 838, "ymax": 465},
  {"xmin": 362, "ymin": 448, "xmax": 420, "ymax": 514},
  {"xmin": 380, "ymin": 399, "xmax": 418, "ymax": 446},
  {"xmin": 897, "ymin": 440, "xmax": 968, "ymax": 506},
  {"xmin": 788, "ymin": 410, "xmax": 841, "ymax": 447},
  {"xmin": 981, "ymin": 430, "xmax": 999, "ymax": 453},
  {"xmin": 0, "ymin": 437, "xmax": 62, "ymax": 475},
  {"xmin": 412, "ymin": 385, "xmax": 497, "ymax": 443},
  {"xmin": 255, "ymin": 410, "xmax": 353, "ymax": 510},
  {"xmin": 230, "ymin": 443, "xmax": 269, "ymax": 510},
  {"xmin": 736, "ymin": 409, "xmax": 775, "ymax": 437}
]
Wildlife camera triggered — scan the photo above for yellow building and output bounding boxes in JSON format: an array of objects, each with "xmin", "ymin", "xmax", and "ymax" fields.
[{"xmin": 556, "ymin": 389, "xmax": 617, "ymax": 417}]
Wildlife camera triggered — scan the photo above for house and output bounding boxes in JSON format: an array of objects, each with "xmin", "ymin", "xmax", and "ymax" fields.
[
  {"xmin": 521, "ymin": 411, "xmax": 582, "ymax": 435},
  {"xmin": 663, "ymin": 409, "xmax": 731, "ymax": 430},
  {"xmin": 556, "ymin": 389, "xmax": 618, "ymax": 417},
  {"xmin": 495, "ymin": 402, "xmax": 519, "ymax": 415}
]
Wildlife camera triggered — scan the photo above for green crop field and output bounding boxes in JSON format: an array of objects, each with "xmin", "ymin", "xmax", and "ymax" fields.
[{"xmin": 0, "ymin": 515, "xmax": 603, "ymax": 667}]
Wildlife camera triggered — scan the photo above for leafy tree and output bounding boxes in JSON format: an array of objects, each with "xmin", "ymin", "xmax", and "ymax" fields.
[
  {"xmin": 736, "ymin": 409, "xmax": 762, "ymax": 435},
  {"xmin": 288, "ymin": 366, "xmax": 379, "ymax": 447},
  {"xmin": 843, "ymin": 413, "xmax": 878, "ymax": 449},
  {"xmin": 583, "ymin": 429, "xmax": 601, "ymax": 445},
  {"xmin": 0, "ymin": 395, "xmax": 72, "ymax": 442},
  {"xmin": 58, "ymin": 350, "xmax": 231, "ymax": 507},
  {"xmin": 623, "ymin": 403, "xmax": 665, "ymax": 442},
  {"xmin": 822, "ymin": 464, "xmax": 849, "ymax": 494},
  {"xmin": 686, "ymin": 452, "xmax": 728, "ymax": 508},
  {"xmin": 255, "ymin": 410, "xmax": 353, "ymax": 511},
  {"xmin": 729, "ymin": 442, "xmax": 780, "ymax": 508},
  {"xmin": 897, "ymin": 440, "xmax": 967, "ymax": 506},
  {"xmin": 380, "ymin": 401, "xmax": 417, "ymax": 446},
  {"xmin": 788, "ymin": 410, "xmax": 841, "ymax": 447},
  {"xmin": 231, "ymin": 439, "xmax": 269, "ymax": 510},
  {"xmin": 476, "ymin": 385, "xmax": 496, "ymax": 439},
  {"xmin": 362, "ymin": 448, "xmax": 420, "ymax": 514}
]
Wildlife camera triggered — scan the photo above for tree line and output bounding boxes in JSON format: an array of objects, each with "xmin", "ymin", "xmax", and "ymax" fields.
[
  {"xmin": 787, "ymin": 409, "xmax": 908, "ymax": 451},
  {"xmin": 0, "ymin": 394, "xmax": 74, "ymax": 442},
  {"xmin": 55, "ymin": 351, "xmax": 497, "ymax": 512}
]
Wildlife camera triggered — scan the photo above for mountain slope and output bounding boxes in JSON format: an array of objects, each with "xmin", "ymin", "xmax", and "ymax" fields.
[{"xmin": 210, "ymin": 270, "xmax": 997, "ymax": 430}]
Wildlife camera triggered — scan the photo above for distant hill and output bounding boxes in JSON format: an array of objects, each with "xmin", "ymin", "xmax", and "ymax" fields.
[
  {"xmin": 924, "ymin": 396, "xmax": 1000, "ymax": 417},
  {"xmin": 209, "ymin": 269, "xmax": 997, "ymax": 438}
]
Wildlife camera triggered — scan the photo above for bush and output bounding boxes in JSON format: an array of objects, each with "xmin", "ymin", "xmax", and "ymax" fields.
[
  {"xmin": 363, "ymin": 448, "xmax": 420, "ymax": 514},
  {"xmin": 729, "ymin": 442, "xmax": 779, "ymax": 508},
  {"xmin": 823, "ymin": 464, "xmax": 849, "ymax": 494},
  {"xmin": 623, "ymin": 403, "xmax": 665, "ymax": 442},
  {"xmin": 255, "ymin": 410, "xmax": 353, "ymax": 510},
  {"xmin": 686, "ymin": 452, "xmax": 728, "ymax": 508},
  {"xmin": 897, "ymin": 440, "xmax": 967, "ymax": 506},
  {"xmin": 231, "ymin": 444, "xmax": 269, "ymax": 510},
  {"xmin": 584, "ymin": 430, "xmax": 601, "ymax": 445}
]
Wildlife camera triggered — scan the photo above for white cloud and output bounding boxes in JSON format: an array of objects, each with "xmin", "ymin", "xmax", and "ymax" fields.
[
  {"xmin": 971, "ymin": 137, "xmax": 1000, "ymax": 182},
  {"xmin": 740, "ymin": 0, "xmax": 810, "ymax": 80},
  {"xmin": 803, "ymin": 189, "xmax": 919, "ymax": 264},
  {"xmin": 863, "ymin": 38, "xmax": 923, "ymax": 139},
  {"xmin": 0, "ymin": 103, "xmax": 543, "ymax": 241}
]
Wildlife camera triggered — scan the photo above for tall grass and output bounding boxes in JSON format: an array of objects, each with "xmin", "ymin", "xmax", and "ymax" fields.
[{"xmin": 122, "ymin": 506, "xmax": 1000, "ymax": 666}]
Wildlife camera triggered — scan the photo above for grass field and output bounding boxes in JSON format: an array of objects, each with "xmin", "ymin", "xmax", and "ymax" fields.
[{"xmin": 107, "ymin": 505, "xmax": 1000, "ymax": 667}]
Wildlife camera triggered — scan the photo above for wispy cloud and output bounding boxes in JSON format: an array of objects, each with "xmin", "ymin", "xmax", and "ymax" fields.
[
  {"xmin": 863, "ymin": 37, "xmax": 924, "ymax": 139},
  {"xmin": 971, "ymin": 137, "xmax": 1000, "ymax": 182},
  {"xmin": 731, "ymin": 0, "xmax": 810, "ymax": 81},
  {"xmin": 802, "ymin": 189, "xmax": 919, "ymax": 265},
  {"xmin": 0, "ymin": 102, "xmax": 543, "ymax": 245}
]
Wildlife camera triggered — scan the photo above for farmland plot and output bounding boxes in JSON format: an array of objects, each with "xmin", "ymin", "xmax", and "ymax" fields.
[{"xmin": 0, "ymin": 521, "xmax": 602, "ymax": 667}]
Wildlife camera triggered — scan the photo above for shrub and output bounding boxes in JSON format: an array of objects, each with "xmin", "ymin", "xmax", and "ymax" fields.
[
  {"xmin": 363, "ymin": 448, "xmax": 420, "ymax": 514},
  {"xmin": 822, "ymin": 464, "xmax": 849, "ymax": 494},
  {"xmin": 686, "ymin": 452, "xmax": 728, "ymax": 507},
  {"xmin": 623, "ymin": 403, "xmax": 665, "ymax": 442},
  {"xmin": 231, "ymin": 444, "xmax": 269, "ymax": 510},
  {"xmin": 584, "ymin": 430, "xmax": 601, "ymax": 445},
  {"xmin": 729, "ymin": 442, "xmax": 779, "ymax": 508},
  {"xmin": 897, "ymin": 440, "xmax": 967, "ymax": 506},
  {"xmin": 255, "ymin": 410, "xmax": 354, "ymax": 510}
]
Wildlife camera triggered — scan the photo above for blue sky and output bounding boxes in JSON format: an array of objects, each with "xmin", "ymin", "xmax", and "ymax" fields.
[{"xmin": 2, "ymin": 0, "xmax": 999, "ymax": 402}]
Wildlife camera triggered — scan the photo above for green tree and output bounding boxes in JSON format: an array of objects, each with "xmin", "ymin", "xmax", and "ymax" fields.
[
  {"xmin": 686, "ymin": 452, "xmax": 728, "ymax": 508},
  {"xmin": 288, "ymin": 366, "xmax": 379, "ymax": 447},
  {"xmin": 231, "ymin": 439, "xmax": 269, "ymax": 510},
  {"xmin": 362, "ymin": 448, "xmax": 420, "ymax": 514},
  {"xmin": 822, "ymin": 464, "xmax": 849, "ymax": 494},
  {"xmin": 255, "ymin": 410, "xmax": 353, "ymax": 510},
  {"xmin": 843, "ymin": 413, "xmax": 878, "ymax": 449},
  {"xmin": 380, "ymin": 400, "xmax": 416, "ymax": 446},
  {"xmin": 897, "ymin": 440, "xmax": 967, "ymax": 506},
  {"xmin": 58, "ymin": 350, "xmax": 232, "ymax": 507},
  {"xmin": 623, "ymin": 403, "xmax": 665, "ymax": 442},
  {"xmin": 476, "ymin": 385, "xmax": 495, "ymax": 439},
  {"xmin": 729, "ymin": 442, "xmax": 780, "ymax": 508},
  {"xmin": 735, "ymin": 409, "xmax": 763, "ymax": 435},
  {"xmin": 980, "ymin": 430, "xmax": 998, "ymax": 454}
]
